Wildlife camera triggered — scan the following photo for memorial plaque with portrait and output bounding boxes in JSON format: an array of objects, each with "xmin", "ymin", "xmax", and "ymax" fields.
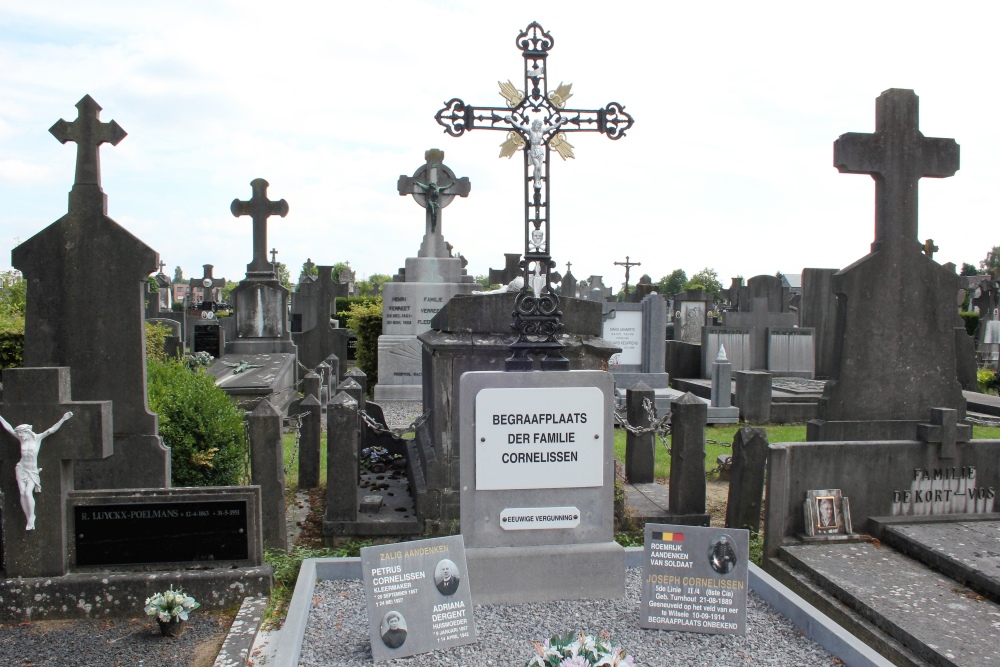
[
  {"xmin": 802, "ymin": 488, "xmax": 853, "ymax": 537},
  {"xmin": 639, "ymin": 523, "xmax": 749, "ymax": 635},
  {"xmin": 361, "ymin": 535, "xmax": 477, "ymax": 662}
]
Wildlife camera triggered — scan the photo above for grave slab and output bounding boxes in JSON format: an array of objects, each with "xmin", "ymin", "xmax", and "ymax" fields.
[
  {"xmin": 779, "ymin": 542, "xmax": 1000, "ymax": 667},
  {"xmin": 208, "ymin": 353, "xmax": 296, "ymax": 412},
  {"xmin": 873, "ymin": 518, "xmax": 1000, "ymax": 604}
]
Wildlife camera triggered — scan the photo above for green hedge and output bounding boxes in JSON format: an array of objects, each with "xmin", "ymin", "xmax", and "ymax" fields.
[
  {"xmin": 334, "ymin": 296, "xmax": 380, "ymax": 328},
  {"xmin": 345, "ymin": 299, "xmax": 382, "ymax": 389},
  {"xmin": 960, "ymin": 311, "xmax": 979, "ymax": 337},
  {"xmin": 147, "ymin": 359, "xmax": 247, "ymax": 486},
  {"xmin": 0, "ymin": 325, "xmax": 24, "ymax": 371}
]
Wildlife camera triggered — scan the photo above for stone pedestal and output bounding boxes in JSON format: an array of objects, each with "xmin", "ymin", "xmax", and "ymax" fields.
[{"xmin": 374, "ymin": 259, "xmax": 477, "ymax": 402}]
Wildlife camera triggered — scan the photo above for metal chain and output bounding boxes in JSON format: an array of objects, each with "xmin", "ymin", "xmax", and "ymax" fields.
[
  {"xmin": 360, "ymin": 409, "xmax": 432, "ymax": 440},
  {"xmin": 281, "ymin": 411, "xmax": 309, "ymax": 475}
]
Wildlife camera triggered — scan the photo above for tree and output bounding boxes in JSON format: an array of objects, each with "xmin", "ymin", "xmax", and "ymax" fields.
[
  {"xmin": 173, "ymin": 266, "xmax": 184, "ymax": 283},
  {"xmin": 356, "ymin": 273, "xmax": 392, "ymax": 296},
  {"xmin": 686, "ymin": 267, "xmax": 722, "ymax": 300},
  {"xmin": 655, "ymin": 269, "xmax": 687, "ymax": 298},
  {"xmin": 301, "ymin": 261, "xmax": 319, "ymax": 279},
  {"xmin": 275, "ymin": 262, "xmax": 292, "ymax": 290},
  {"xmin": 961, "ymin": 262, "xmax": 978, "ymax": 277},
  {"xmin": 331, "ymin": 261, "xmax": 352, "ymax": 282},
  {"xmin": 221, "ymin": 280, "xmax": 239, "ymax": 301},
  {"xmin": 979, "ymin": 247, "xmax": 1000, "ymax": 276}
]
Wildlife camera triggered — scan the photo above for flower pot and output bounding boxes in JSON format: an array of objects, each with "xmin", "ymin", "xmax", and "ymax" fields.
[{"xmin": 158, "ymin": 618, "xmax": 187, "ymax": 637}]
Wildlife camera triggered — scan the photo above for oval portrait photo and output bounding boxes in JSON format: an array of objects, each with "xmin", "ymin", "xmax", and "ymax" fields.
[
  {"xmin": 380, "ymin": 610, "xmax": 407, "ymax": 649},
  {"xmin": 708, "ymin": 534, "xmax": 738, "ymax": 574},
  {"xmin": 434, "ymin": 558, "xmax": 461, "ymax": 596}
]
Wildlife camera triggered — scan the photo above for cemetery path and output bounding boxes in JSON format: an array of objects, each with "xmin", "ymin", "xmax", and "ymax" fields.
[{"xmin": 0, "ymin": 608, "xmax": 236, "ymax": 666}]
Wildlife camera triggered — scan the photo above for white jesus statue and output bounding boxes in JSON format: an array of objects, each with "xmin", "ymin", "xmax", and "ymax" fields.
[{"xmin": 0, "ymin": 411, "xmax": 73, "ymax": 530}]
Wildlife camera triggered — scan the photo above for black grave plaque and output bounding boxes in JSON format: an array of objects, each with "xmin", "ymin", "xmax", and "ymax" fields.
[
  {"xmin": 74, "ymin": 500, "xmax": 249, "ymax": 566},
  {"xmin": 193, "ymin": 323, "xmax": 221, "ymax": 356},
  {"xmin": 347, "ymin": 334, "xmax": 358, "ymax": 362}
]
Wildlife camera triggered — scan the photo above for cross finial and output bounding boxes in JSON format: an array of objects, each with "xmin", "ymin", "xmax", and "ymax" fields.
[
  {"xmin": 49, "ymin": 95, "xmax": 127, "ymax": 189},
  {"xmin": 834, "ymin": 89, "xmax": 959, "ymax": 254},
  {"xmin": 565, "ymin": 261, "xmax": 572, "ymax": 273},
  {"xmin": 157, "ymin": 260, "xmax": 166, "ymax": 274},
  {"xmin": 270, "ymin": 247, "xmax": 279, "ymax": 265},
  {"xmin": 231, "ymin": 179, "xmax": 289, "ymax": 276}
]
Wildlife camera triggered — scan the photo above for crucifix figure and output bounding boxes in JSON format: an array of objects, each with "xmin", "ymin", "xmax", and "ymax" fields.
[
  {"xmin": 0, "ymin": 411, "xmax": 73, "ymax": 531},
  {"xmin": 614, "ymin": 256, "xmax": 641, "ymax": 297},
  {"xmin": 49, "ymin": 94, "xmax": 127, "ymax": 191},
  {"xmin": 435, "ymin": 22, "xmax": 633, "ymax": 370},
  {"xmin": 231, "ymin": 178, "xmax": 289, "ymax": 277},
  {"xmin": 398, "ymin": 149, "xmax": 470, "ymax": 257},
  {"xmin": 834, "ymin": 89, "xmax": 959, "ymax": 253}
]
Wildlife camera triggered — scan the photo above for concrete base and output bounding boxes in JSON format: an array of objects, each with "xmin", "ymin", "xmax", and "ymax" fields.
[
  {"xmin": 372, "ymin": 384, "xmax": 423, "ymax": 401},
  {"xmin": 464, "ymin": 542, "xmax": 625, "ymax": 604},
  {"xmin": 0, "ymin": 566, "xmax": 272, "ymax": 622}
]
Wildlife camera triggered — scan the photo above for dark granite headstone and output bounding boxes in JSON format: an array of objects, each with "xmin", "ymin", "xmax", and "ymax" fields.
[
  {"xmin": 290, "ymin": 264, "xmax": 349, "ymax": 370},
  {"xmin": 725, "ymin": 427, "xmax": 768, "ymax": 532},
  {"xmin": 12, "ymin": 95, "xmax": 169, "ymax": 490},
  {"xmin": 810, "ymin": 89, "xmax": 965, "ymax": 441},
  {"xmin": 488, "ymin": 253, "xmax": 522, "ymax": 287},
  {"xmin": 189, "ymin": 264, "xmax": 225, "ymax": 308}
]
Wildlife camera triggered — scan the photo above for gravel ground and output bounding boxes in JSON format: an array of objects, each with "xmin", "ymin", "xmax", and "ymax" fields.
[
  {"xmin": 0, "ymin": 610, "xmax": 234, "ymax": 667},
  {"xmin": 298, "ymin": 568, "xmax": 839, "ymax": 667},
  {"xmin": 376, "ymin": 401, "xmax": 426, "ymax": 431}
]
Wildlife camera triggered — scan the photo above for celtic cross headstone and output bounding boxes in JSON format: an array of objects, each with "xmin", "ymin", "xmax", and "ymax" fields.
[{"xmin": 397, "ymin": 148, "xmax": 470, "ymax": 258}]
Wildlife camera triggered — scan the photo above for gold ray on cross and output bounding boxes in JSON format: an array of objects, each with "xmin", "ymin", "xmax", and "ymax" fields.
[
  {"xmin": 498, "ymin": 80, "xmax": 523, "ymax": 108},
  {"xmin": 550, "ymin": 133, "xmax": 575, "ymax": 160},
  {"xmin": 499, "ymin": 131, "xmax": 525, "ymax": 158}
]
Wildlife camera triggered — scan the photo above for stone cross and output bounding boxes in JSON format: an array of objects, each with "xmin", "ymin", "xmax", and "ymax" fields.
[
  {"xmin": 834, "ymin": 89, "xmax": 959, "ymax": 253},
  {"xmin": 0, "ymin": 367, "xmax": 112, "ymax": 577},
  {"xmin": 157, "ymin": 260, "xmax": 167, "ymax": 274},
  {"xmin": 917, "ymin": 408, "xmax": 971, "ymax": 460},
  {"xmin": 922, "ymin": 239, "xmax": 939, "ymax": 259},
  {"xmin": 49, "ymin": 94, "xmax": 126, "ymax": 189},
  {"xmin": 231, "ymin": 178, "xmax": 289, "ymax": 276},
  {"xmin": 565, "ymin": 261, "xmax": 572, "ymax": 273},
  {"xmin": 398, "ymin": 148, "xmax": 470, "ymax": 255},
  {"xmin": 191, "ymin": 264, "xmax": 226, "ymax": 307},
  {"xmin": 270, "ymin": 247, "xmax": 279, "ymax": 267},
  {"xmin": 614, "ymin": 256, "xmax": 641, "ymax": 296}
]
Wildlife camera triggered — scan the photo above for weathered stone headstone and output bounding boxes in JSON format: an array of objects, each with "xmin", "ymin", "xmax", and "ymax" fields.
[
  {"xmin": 624, "ymin": 382, "xmax": 655, "ymax": 484},
  {"xmin": 725, "ymin": 427, "xmax": 768, "ymax": 531},
  {"xmin": 668, "ymin": 393, "xmax": 708, "ymax": 522},
  {"xmin": 290, "ymin": 265, "xmax": 349, "ymax": 371},
  {"xmin": 298, "ymin": 394, "xmax": 322, "ymax": 490},
  {"xmin": 0, "ymin": 367, "xmax": 112, "ymax": 577},
  {"xmin": 12, "ymin": 95, "xmax": 169, "ymax": 489},
  {"xmin": 735, "ymin": 370, "xmax": 771, "ymax": 424},
  {"xmin": 673, "ymin": 288, "xmax": 715, "ymax": 345},
  {"xmin": 703, "ymin": 275, "xmax": 813, "ymax": 380},
  {"xmin": 248, "ymin": 400, "xmax": 287, "ymax": 551},
  {"xmin": 226, "ymin": 179, "xmax": 296, "ymax": 354},
  {"xmin": 602, "ymin": 294, "xmax": 669, "ymax": 392},
  {"xmin": 375, "ymin": 150, "xmax": 478, "ymax": 402},
  {"xmin": 190, "ymin": 264, "xmax": 226, "ymax": 309},
  {"xmin": 810, "ymin": 89, "xmax": 965, "ymax": 441},
  {"xmin": 800, "ymin": 268, "xmax": 839, "ymax": 379},
  {"xmin": 323, "ymin": 391, "xmax": 359, "ymax": 530}
]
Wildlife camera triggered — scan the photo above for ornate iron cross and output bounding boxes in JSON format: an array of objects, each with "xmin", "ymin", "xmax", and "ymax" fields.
[{"xmin": 436, "ymin": 22, "xmax": 633, "ymax": 370}]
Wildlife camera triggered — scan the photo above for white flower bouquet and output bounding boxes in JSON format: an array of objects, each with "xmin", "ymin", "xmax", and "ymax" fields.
[
  {"xmin": 525, "ymin": 630, "xmax": 634, "ymax": 667},
  {"xmin": 144, "ymin": 587, "xmax": 201, "ymax": 623}
]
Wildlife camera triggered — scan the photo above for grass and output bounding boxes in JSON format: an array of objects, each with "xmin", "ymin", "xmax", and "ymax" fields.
[
  {"xmin": 281, "ymin": 429, "xmax": 328, "ymax": 490},
  {"xmin": 613, "ymin": 423, "xmax": 1000, "ymax": 480}
]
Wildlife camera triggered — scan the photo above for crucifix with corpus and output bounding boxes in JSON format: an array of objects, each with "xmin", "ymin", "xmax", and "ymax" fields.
[{"xmin": 436, "ymin": 21, "xmax": 633, "ymax": 370}]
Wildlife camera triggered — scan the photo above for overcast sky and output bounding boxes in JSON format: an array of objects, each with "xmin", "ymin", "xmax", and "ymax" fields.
[{"xmin": 0, "ymin": 1, "xmax": 996, "ymax": 290}]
